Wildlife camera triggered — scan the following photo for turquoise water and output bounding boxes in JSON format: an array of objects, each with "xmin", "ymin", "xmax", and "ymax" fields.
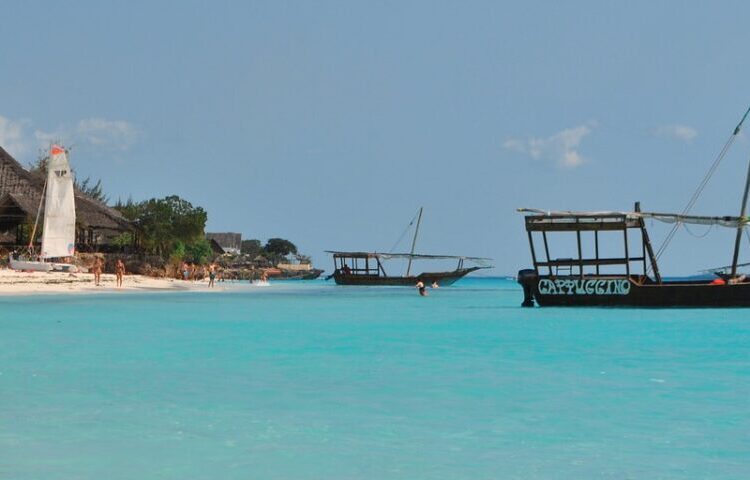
[{"xmin": 1, "ymin": 278, "xmax": 748, "ymax": 479}]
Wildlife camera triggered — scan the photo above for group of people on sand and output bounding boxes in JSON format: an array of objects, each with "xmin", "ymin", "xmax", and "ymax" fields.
[
  {"xmin": 90, "ymin": 257, "xmax": 126, "ymax": 288},
  {"xmin": 180, "ymin": 261, "xmax": 221, "ymax": 288}
]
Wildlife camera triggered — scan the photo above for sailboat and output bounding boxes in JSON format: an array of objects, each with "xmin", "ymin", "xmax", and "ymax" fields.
[
  {"xmin": 517, "ymin": 106, "xmax": 750, "ymax": 307},
  {"xmin": 9, "ymin": 145, "xmax": 78, "ymax": 273},
  {"xmin": 326, "ymin": 207, "xmax": 491, "ymax": 286}
]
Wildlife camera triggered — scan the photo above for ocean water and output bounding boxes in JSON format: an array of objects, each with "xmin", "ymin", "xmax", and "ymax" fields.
[{"xmin": 1, "ymin": 278, "xmax": 748, "ymax": 479}]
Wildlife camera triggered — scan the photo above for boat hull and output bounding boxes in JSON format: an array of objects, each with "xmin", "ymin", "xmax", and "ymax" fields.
[
  {"xmin": 9, "ymin": 256, "xmax": 53, "ymax": 272},
  {"xmin": 332, "ymin": 267, "xmax": 480, "ymax": 286},
  {"xmin": 9, "ymin": 255, "xmax": 78, "ymax": 273},
  {"xmin": 518, "ymin": 271, "xmax": 750, "ymax": 307}
]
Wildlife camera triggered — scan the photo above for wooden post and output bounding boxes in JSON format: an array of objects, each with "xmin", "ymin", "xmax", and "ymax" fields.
[
  {"xmin": 594, "ymin": 230, "xmax": 600, "ymax": 276},
  {"xmin": 542, "ymin": 231, "xmax": 552, "ymax": 276},
  {"xmin": 527, "ymin": 230, "xmax": 538, "ymax": 272},
  {"xmin": 576, "ymin": 228, "xmax": 583, "ymax": 279},
  {"xmin": 731, "ymin": 155, "xmax": 750, "ymax": 277},
  {"xmin": 623, "ymin": 224, "xmax": 630, "ymax": 277}
]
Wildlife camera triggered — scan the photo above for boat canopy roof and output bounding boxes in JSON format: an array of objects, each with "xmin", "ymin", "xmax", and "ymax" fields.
[
  {"xmin": 518, "ymin": 208, "xmax": 747, "ymax": 231},
  {"xmin": 326, "ymin": 250, "xmax": 492, "ymax": 263}
]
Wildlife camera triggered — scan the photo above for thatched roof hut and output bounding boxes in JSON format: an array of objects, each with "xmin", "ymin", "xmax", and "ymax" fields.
[{"xmin": 0, "ymin": 146, "xmax": 132, "ymax": 246}]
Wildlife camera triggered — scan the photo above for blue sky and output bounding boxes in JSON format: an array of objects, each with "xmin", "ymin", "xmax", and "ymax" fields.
[{"xmin": 3, "ymin": 1, "xmax": 750, "ymax": 275}]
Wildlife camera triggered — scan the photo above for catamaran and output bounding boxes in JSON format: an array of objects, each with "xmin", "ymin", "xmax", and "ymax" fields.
[
  {"xmin": 517, "ymin": 106, "xmax": 750, "ymax": 307},
  {"xmin": 9, "ymin": 145, "xmax": 78, "ymax": 272},
  {"xmin": 327, "ymin": 208, "xmax": 491, "ymax": 286}
]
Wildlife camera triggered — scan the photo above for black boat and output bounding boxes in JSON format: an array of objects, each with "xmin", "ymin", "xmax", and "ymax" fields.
[
  {"xmin": 327, "ymin": 207, "xmax": 491, "ymax": 286},
  {"xmin": 517, "ymin": 107, "xmax": 750, "ymax": 307},
  {"xmin": 326, "ymin": 251, "xmax": 488, "ymax": 286}
]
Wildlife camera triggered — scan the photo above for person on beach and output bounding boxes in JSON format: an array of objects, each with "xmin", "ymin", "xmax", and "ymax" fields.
[
  {"xmin": 416, "ymin": 280, "xmax": 427, "ymax": 296},
  {"xmin": 208, "ymin": 263, "xmax": 216, "ymax": 288},
  {"xmin": 181, "ymin": 262, "xmax": 189, "ymax": 281},
  {"xmin": 92, "ymin": 257, "xmax": 103, "ymax": 286},
  {"xmin": 115, "ymin": 259, "xmax": 125, "ymax": 288}
]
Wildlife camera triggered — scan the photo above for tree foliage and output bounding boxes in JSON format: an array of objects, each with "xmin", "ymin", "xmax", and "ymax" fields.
[
  {"xmin": 115, "ymin": 195, "xmax": 208, "ymax": 259},
  {"xmin": 76, "ymin": 177, "xmax": 109, "ymax": 204},
  {"xmin": 185, "ymin": 238, "xmax": 213, "ymax": 264},
  {"xmin": 264, "ymin": 238, "xmax": 297, "ymax": 257},
  {"xmin": 241, "ymin": 239, "xmax": 263, "ymax": 257}
]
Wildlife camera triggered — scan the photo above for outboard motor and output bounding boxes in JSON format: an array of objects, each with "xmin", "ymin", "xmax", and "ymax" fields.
[{"xmin": 517, "ymin": 269, "xmax": 538, "ymax": 307}]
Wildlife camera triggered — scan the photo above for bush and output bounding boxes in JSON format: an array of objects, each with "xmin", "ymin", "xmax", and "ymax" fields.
[
  {"xmin": 115, "ymin": 195, "xmax": 208, "ymax": 258},
  {"xmin": 185, "ymin": 238, "xmax": 213, "ymax": 264}
]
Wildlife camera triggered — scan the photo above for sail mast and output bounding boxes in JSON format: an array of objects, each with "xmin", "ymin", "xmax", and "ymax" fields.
[
  {"xmin": 406, "ymin": 207, "xmax": 423, "ymax": 276},
  {"xmin": 730, "ymin": 156, "xmax": 750, "ymax": 276},
  {"xmin": 27, "ymin": 180, "xmax": 47, "ymax": 251}
]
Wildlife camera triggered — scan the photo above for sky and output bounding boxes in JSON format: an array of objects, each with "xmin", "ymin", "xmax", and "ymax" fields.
[{"xmin": 3, "ymin": 1, "xmax": 750, "ymax": 275}]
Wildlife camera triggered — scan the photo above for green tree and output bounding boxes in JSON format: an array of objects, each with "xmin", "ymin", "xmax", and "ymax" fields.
[
  {"xmin": 185, "ymin": 238, "xmax": 213, "ymax": 264},
  {"xmin": 241, "ymin": 239, "xmax": 263, "ymax": 257},
  {"xmin": 76, "ymin": 177, "xmax": 109, "ymax": 204},
  {"xmin": 264, "ymin": 238, "xmax": 297, "ymax": 257},
  {"xmin": 115, "ymin": 195, "xmax": 208, "ymax": 257}
]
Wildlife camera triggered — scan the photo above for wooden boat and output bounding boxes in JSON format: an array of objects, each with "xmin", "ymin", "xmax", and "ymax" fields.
[
  {"xmin": 326, "ymin": 251, "xmax": 488, "ymax": 286},
  {"xmin": 517, "ymin": 107, "xmax": 750, "ymax": 307},
  {"xmin": 327, "ymin": 207, "xmax": 491, "ymax": 286}
]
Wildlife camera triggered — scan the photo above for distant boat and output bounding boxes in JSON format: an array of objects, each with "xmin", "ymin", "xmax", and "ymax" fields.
[
  {"xmin": 9, "ymin": 145, "xmax": 77, "ymax": 273},
  {"xmin": 326, "ymin": 208, "xmax": 491, "ymax": 286},
  {"xmin": 517, "ymin": 106, "xmax": 750, "ymax": 307}
]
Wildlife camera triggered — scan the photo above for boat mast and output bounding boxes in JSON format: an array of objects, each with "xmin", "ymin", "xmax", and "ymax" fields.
[
  {"xmin": 406, "ymin": 207, "xmax": 423, "ymax": 276},
  {"xmin": 27, "ymin": 180, "xmax": 47, "ymax": 253},
  {"xmin": 730, "ymin": 156, "xmax": 750, "ymax": 276}
]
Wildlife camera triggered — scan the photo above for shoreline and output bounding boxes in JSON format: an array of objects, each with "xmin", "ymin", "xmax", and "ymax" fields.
[{"xmin": 0, "ymin": 268, "xmax": 225, "ymax": 296}]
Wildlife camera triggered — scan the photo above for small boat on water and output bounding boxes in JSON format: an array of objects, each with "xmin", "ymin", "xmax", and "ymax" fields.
[
  {"xmin": 517, "ymin": 106, "xmax": 750, "ymax": 307},
  {"xmin": 326, "ymin": 251, "xmax": 490, "ymax": 286},
  {"xmin": 327, "ymin": 208, "xmax": 491, "ymax": 286},
  {"xmin": 9, "ymin": 145, "xmax": 77, "ymax": 273}
]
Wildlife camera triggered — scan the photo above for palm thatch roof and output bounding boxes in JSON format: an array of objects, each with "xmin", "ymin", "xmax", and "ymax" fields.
[{"xmin": 0, "ymin": 146, "xmax": 131, "ymax": 231}]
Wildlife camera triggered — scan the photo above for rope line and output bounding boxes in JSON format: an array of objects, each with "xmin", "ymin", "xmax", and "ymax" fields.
[
  {"xmin": 647, "ymin": 104, "xmax": 750, "ymax": 275},
  {"xmin": 388, "ymin": 209, "xmax": 420, "ymax": 254},
  {"xmin": 682, "ymin": 222, "xmax": 714, "ymax": 239}
]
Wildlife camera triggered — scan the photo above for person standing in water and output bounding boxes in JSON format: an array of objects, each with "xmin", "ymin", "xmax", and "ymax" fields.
[
  {"xmin": 115, "ymin": 259, "xmax": 126, "ymax": 288},
  {"xmin": 416, "ymin": 280, "xmax": 427, "ymax": 296}
]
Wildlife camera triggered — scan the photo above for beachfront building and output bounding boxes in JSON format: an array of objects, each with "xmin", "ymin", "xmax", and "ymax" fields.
[
  {"xmin": 206, "ymin": 232, "xmax": 242, "ymax": 255},
  {"xmin": 0, "ymin": 146, "xmax": 132, "ymax": 251}
]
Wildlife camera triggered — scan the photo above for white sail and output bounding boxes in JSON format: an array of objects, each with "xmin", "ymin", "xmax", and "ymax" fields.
[{"xmin": 41, "ymin": 145, "xmax": 76, "ymax": 259}]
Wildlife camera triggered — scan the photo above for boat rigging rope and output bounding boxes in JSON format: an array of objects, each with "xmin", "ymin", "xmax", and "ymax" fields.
[
  {"xmin": 388, "ymin": 208, "xmax": 420, "ymax": 254},
  {"xmin": 649, "ymin": 105, "xmax": 750, "ymax": 274},
  {"xmin": 682, "ymin": 222, "xmax": 714, "ymax": 239}
]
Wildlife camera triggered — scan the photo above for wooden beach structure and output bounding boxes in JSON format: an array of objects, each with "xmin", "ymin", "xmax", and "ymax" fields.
[{"xmin": 0, "ymin": 146, "xmax": 132, "ymax": 252}]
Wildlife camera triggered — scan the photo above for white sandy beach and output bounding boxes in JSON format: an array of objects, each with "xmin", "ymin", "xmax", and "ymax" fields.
[{"xmin": 0, "ymin": 268, "xmax": 222, "ymax": 295}]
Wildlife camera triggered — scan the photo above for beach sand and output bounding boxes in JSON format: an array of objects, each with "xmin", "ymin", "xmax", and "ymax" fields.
[{"xmin": 0, "ymin": 268, "xmax": 220, "ymax": 295}]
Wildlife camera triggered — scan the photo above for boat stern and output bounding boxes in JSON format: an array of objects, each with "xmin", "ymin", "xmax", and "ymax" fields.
[{"xmin": 517, "ymin": 269, "xmax": 538, "ymax": 307}]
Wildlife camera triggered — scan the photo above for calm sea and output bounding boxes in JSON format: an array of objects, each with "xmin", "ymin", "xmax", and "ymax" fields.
[{"xmin": 1, "ymin": 278, "xmax": 748, "ymax": 479}]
